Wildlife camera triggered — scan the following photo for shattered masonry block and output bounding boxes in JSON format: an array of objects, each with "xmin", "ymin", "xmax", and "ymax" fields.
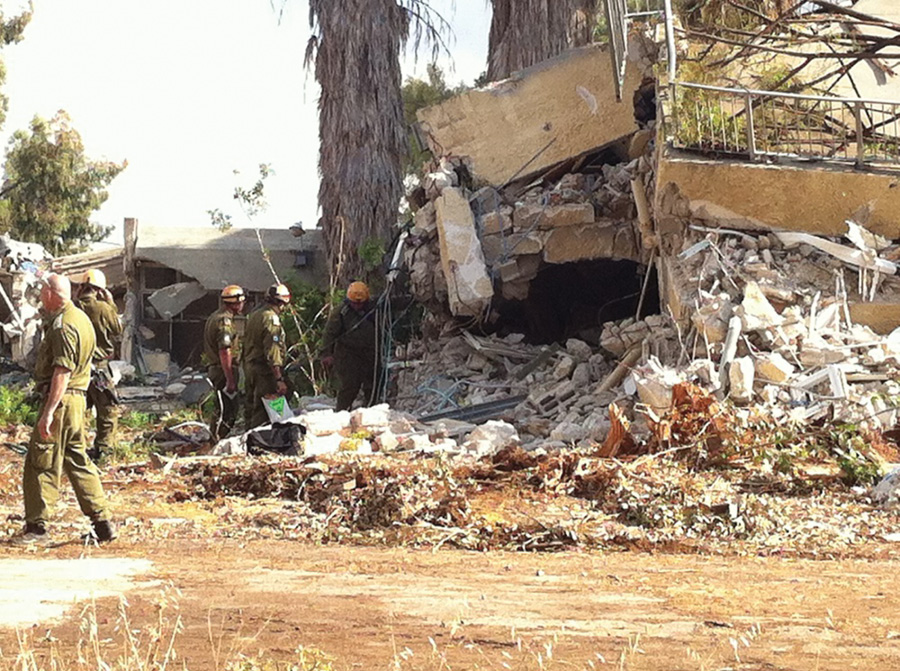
[
  {"xmin": 549, "ymin": 422, "xmax": 588, "ymax": 443},
  {"xmin": 413, "ymin": 202, "xmax": 437, "ymax": 236},
  {"xmin": 736, "ymin": 281, "xmax": 784, "ymax": 332},
  {"xmin": 543, "ymin": 222, "xmax": 617, "ymax": 264},
  {"xmin": 482, "ymin": 231, "xmax": 544, "ymax": 266},
  {"xmin": 729, "ymin": 356, "xmax": 755, "ymax": 404},
  {"xmin": 350, "ymin": 404, "xmax": 391, "ymax": 432},
  {"xmin": 435, "ymin": 187, "xmax": 494, "ymax": 317},
  {"xmin": 755, "ymin": 352, "xmax": 795, "ymax": 383},
  {"xmin": 303, "ymin": 433, "xmax": 344, "ymax": 456},
  {"xmin": 463, "ymin": 420, "xmax": 519, "ymax": 457},
  {"xmin": 514, "ymin": 203, "xmax": 595, "ymax": 230},
  {"xmin": 565, "ymin": 339, "xmax": 593, "ymax": 360},
  {"xmin": 301, "ymin": 409, "xmax": 351, "ymax": 436},
  {"xmin": 481, "ymin": 211, "xmax": 512, "ymax": 235}
]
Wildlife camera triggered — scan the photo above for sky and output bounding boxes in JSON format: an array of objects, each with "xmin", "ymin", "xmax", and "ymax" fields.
[{"xmin": 0, "ymin": 0, "xmax": 491, "ymax": 247}]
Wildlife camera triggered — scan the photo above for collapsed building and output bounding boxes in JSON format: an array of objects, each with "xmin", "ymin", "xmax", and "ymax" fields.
[
  {"xmin": 391, "ymin": 0, "xmax": 900, "ymax": 449},
  {"xmin": 52, "ymin": 219, "xmax": 327, "ymax": 373}
]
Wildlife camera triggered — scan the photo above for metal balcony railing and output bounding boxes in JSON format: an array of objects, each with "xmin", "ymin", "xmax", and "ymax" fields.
[
  {"xmin": 670, "ymin": 82, "xmax": 900, "ymax": 167},
  {"xmin": 604, "ymin": 0, "xmax": 665, "ymax": 100}
]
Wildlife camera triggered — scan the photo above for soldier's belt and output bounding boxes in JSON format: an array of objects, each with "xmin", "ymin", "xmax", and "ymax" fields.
[{"xmin": 64, "ymin": 389, "xmax": 87, "ymax": 396}]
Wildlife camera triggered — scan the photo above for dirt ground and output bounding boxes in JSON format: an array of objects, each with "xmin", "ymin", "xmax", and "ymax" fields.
[{"xmin": 1, "ymin": 538, "xmax": 899, "ymax": 671}]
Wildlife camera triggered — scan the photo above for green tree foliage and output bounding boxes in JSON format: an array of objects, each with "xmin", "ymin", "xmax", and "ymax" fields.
[
  {"xmin": 0, "ymin": 2, "xmax": 32, "ymax": 132},
  {"xmin": 0, "ymin": 111, "xmax": 126, "ymax": 254},
  {"xmin": 401, "ymin": 64, "xmax": 462, "ymax": 175}
]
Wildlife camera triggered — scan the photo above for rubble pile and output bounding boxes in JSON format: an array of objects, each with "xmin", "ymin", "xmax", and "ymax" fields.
[
  {"xmin": 405, "ymin": 153, "xmax": 648, "ymax": 316},
  {"xmin": 394, "ymin": 331, "xmax": 632, "ymax": 446},
  {"xmin": 656, "ymin": 225, "xmax": 900, "ymax": 431},
  {"xmin": 140, "ymin": 442, "xmax": 900, "ymax": 557}
]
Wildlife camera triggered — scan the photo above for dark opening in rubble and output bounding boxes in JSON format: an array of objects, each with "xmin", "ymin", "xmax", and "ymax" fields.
[{"xmin": 492, "ymin": 259, "xmax": 659, "ymax": 345}]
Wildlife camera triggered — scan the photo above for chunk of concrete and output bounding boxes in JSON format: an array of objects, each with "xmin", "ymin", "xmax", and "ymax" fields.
[
  {"xmin": 565, "ymin": 338, "xmax": 592, "ymax": 360},
  {"xmin": 141, "ymin": 349, "xmax": 170, "ymax": 375},
  {"xmin": 549, "ymin": 422, "xmax": 588, "ymax": 443},
  {"xmin": 481, "ymin": 211, "xmax": 512, "ymax": 235},
  {"xmin": 729, "ymin": 356, "xmax": 755, "ymax": 404},
  {"xmin": 417, "ymin": 45, "xmax": 640, "ymax": 185},
  {"xmin": 735, "ymin": 281, "xmax": 784, "ymax": 331},
  {"xmin": 301, "ymin": 409, "xmax": 352, "ymax": 436},
  {"xmin": 543, "ymin": 222, "xmax": 617, "ymax": 264},
  {"xmin": 303, "ymin": 433, "xmax": 344, "ymax": 456},
  {"xmin": 755, "ymin": 352, "xmax": 795, "ymax": 383},
  {"xmin": 514, "ymin": 203, "xmax": 595, "ymax": 230},
  {"xmin": 463, "ymin": 420, "xmax": 519, "ymax": 457},
  {"xmin": 148, "ymin": 281, "xmax": 207, "ymax": 320},
  {"xmin": 483, "ymin": 231, "xmax": 544, "ymax": 266},
  {"xmin": 413, "ymin": 201, "xmax": 436, "ymax": 236},
  {"xmin": 435, "ymin": 187, "xmax": 494, "ymax": 317},
  {"xmin": 350, "ymin": 404, "xmax": 391, "ymax": 432}
]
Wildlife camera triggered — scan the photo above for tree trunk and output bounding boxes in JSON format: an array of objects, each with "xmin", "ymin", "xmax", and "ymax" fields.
[
  {"xmin": 309, "ymin": 0, "xmax": 409, "ymax": 288},
  {"xmin": 487, "ymin": 0, "xmax": 597, "ymax": 81}
]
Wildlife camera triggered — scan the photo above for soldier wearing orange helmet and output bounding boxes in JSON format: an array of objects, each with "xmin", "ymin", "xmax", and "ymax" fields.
[
  {"xmin": 321, "ymin": 281, "xmax": 381, "ymax": 411},
  {"xmin": 242, "ymin": 282, "xmax": 291, "ymax": 427},
  {"xmin": 75, "ymin": 268, "xmax": 123, "ymax": 462},
  {"xmin": 203, "ymin": 285, "xmax": 246, "ymax": 440}
]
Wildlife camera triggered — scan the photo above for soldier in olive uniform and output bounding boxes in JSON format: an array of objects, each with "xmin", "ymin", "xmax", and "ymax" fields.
[
  {"xmin": 21, "ymin": 274, "xmax": 115, "ymax": 544},
  {"xmin": 204, "ymin": 285, "xmax": 245, "ymax": 440},
  {"xmin": 76, "ymin": 269, "xmax": 123, "ymax": 462},
  {"xmin": 242, "ymin": 283, "xmax": 291, "ymax": 428},
  {"xmin": 321, "ymin": 281, "xmax": 381, "ymax": 411}
]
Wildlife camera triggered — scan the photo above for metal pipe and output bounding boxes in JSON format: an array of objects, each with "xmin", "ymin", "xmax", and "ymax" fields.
[{"xmin": 664, "ymin": 0, "xmax": 677, "ymax": 82}]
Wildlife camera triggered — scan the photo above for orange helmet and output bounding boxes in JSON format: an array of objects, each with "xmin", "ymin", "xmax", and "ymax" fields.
[
  {"xmin": 347, "ymin": 281, "xmax": 370, "ymax": 302},
  {"xmin": 267, "ymin": 283, "xmax": 291, "ymax": 304},
  {"xmin": 81, "ymin": 269, "xmax": 107, "ymax": 290},
  {"xmin": 221, "ymin": 285, "xmax": 245, "ymax": 303}
]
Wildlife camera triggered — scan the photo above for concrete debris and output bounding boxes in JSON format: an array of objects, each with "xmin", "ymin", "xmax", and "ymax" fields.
[
  {"xmin": 871, "ymin": 467, "xmax": 900, "ymax": 508},
  {"xmin": 148, "ymin": 281, "xmax": 207, "ymax": 320},
  {"xmin": 463, "ymin": 420, "xmax": 519, "ymax": 457}
]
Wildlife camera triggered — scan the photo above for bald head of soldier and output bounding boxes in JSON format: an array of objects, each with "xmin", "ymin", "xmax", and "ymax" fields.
[{"xmin": 40, "ymin": 273, "xmax": 72, "ymax": 314}]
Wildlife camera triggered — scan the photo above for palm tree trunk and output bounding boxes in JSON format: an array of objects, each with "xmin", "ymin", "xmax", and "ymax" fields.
[
  {"xmin": 487, "ymin": 0, "xmax": 597, "ymax": 81},
  {"xmin": 308, "ymin": 0, "xmax": 409, "ymax": 287}
]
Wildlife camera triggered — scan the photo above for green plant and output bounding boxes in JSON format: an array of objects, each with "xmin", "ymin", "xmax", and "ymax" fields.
[
  {"xmin": 0, "ymin": 386, "xmax": 38, "ymax": 426},
  {"xmin": 119, "ymin": 410, "xmax": 156, "ymax": 430}
]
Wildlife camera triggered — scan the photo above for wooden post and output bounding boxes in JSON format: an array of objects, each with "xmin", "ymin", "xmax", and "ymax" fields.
[{"xmin": 121, "ymin": 218, "xmax": 138, "ymax": 365}]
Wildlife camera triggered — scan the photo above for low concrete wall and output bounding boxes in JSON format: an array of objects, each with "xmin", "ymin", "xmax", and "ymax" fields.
[{"xmin": 657, "ymin": 156, "xmax": 900, "ymax": 239}]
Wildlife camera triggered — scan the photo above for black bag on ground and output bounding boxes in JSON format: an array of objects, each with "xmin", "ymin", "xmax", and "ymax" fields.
[{"xmin": 246, "ymin": 423, "xmax": 306, "ymax": 456}]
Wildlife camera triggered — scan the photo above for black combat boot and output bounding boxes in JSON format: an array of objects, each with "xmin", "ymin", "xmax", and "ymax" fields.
[
  {"xmin": 18, "ymin": 522, "xmax": 49, "ymax": 545},
  {"xmin": 88, "ymin": 520, "xmax": 117, "ymax": 544}
]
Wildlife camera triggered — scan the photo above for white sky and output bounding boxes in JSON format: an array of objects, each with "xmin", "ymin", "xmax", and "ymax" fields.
[{"xmin": 1, "ymin": 0, "xmax": 491, "ymax": 246}]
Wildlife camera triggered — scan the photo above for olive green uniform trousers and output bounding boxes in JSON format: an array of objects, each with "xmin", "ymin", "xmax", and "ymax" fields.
[
  {"xmin": 23, "ymin": 392, "xmax": 110, "ymax": 526},
  {"xmin": 243, "ymin": 360, "xmax": 278, "ymax": 428},
  {"xmin": 87, "ymin": 362, "xmax": 119, "ymax": 458},
  {"xmin": 208, "ymin": 364, "xmax": 239, "ymax": 440}
]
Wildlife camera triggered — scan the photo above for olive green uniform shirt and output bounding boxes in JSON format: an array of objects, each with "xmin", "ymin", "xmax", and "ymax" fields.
[
  {"xmin": 77, "ymin": 291, "xmax": 122, "ymax": 361},
  {"xmin": 321, "ymin": 301, "xmax": 378, "ymax": 357},
  {"xmin": 243, "ymin": 305, "xmax": 286, "ymax": 368},
  {"xmin": 34, "ymin": 301, "xmax": 96, "ymax": 392},
  {"xmin": 203, "ymin": 308, "xmax": 240, "ymax": 367}
]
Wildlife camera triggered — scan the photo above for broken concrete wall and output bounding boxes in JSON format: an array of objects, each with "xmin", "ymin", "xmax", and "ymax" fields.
[
  {"xmin": 435, "ymin": 187, "xmax": 494, "ymax": 317},
  {"xmin": 656, "ymin": 156, "xmax": 900, "ymax": 240},
  {"xmin": 417, "ymin": 45, "xmax": 642, "ymax": 186}
]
